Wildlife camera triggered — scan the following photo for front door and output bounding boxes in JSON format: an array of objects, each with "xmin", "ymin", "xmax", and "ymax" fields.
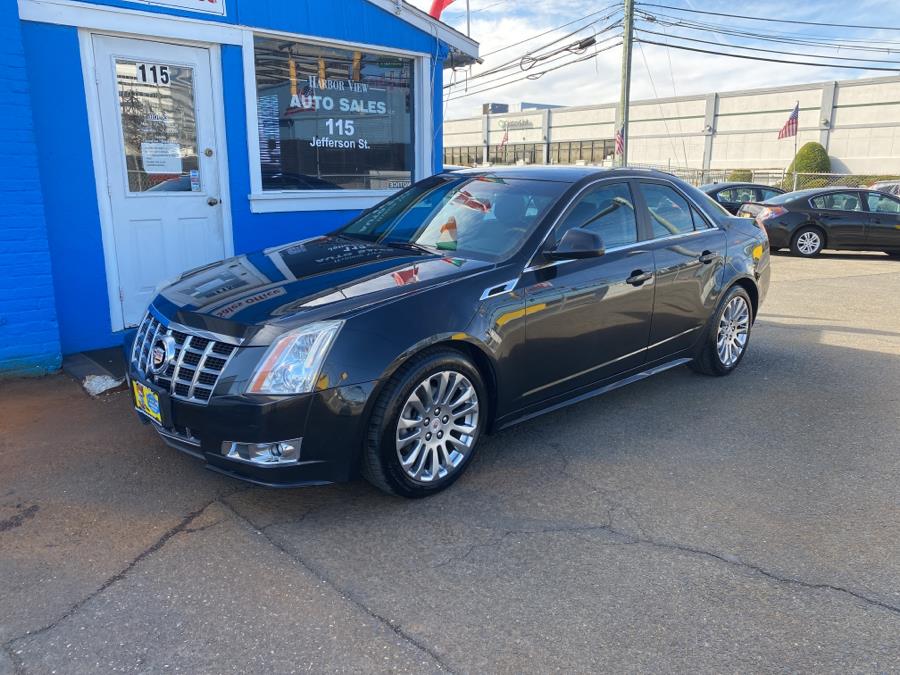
[
  {"xmin": 93, "ymin": 35, "xmax": 227, "ymax": 328},
  {"xmin": 518, "ymin": 180, "xmax": 655, "ymax": 408},
  {"xmin": 863, "ymin": 191, "xmax": 900, "ymax": 251}
]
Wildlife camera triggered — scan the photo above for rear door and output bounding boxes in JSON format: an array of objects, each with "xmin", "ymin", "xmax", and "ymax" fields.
[
  {"xmin": 634, "ymin": 180, "xmax": 727, "ymax": 362},
  {"xmin": 518, "ymin": 180, "xmax": 655, "ymax": 407},
  {"xmin": 808, "ymin": 191, "xmax": 868, "ymax": 248},
  {"xmin": 864, "ymin": 191, "xmax": 900, "ymax": 251}
]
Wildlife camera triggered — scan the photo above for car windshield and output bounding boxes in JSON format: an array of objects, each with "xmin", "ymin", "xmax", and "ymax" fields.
[{"xmin": 338, "ymin": 174, "xmax": 568, "ymax": 261}]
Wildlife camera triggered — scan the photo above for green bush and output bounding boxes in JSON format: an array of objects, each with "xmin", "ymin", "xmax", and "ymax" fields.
[
  {"xmin": 782, "ymin": 142, "xmax": 831, "ymax": 190},
  {"xmin": 726, "ymin": 169, "xmax": 753, "ymax": 182}
]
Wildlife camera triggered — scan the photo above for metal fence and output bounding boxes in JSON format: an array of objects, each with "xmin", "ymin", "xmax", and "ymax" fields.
[{"xmin": 631, "ymin": 164, "xmax": 896, "ymax": 191}]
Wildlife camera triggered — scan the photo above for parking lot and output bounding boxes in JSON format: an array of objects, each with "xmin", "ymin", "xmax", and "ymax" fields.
[{"xmin": 1, "ymin": 252, "xmax": 898, "ymax": 673}]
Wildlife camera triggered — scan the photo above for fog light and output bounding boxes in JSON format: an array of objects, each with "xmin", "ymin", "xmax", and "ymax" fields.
[{"xmin": 221, "ymin": 438, "xmax": 302, "ymax": 465}]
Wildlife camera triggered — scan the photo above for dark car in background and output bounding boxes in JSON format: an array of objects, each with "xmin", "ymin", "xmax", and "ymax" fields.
[
  {"xmin": 127, "ymin": 167, "xmax": 769, "ymax": 498},
  {"xmin": 738, "ymin": 187, "xmax": 900, "ymax": 257},
  {"xmin": 700, "ymin": 182, "xmax": 785, "ymax": 215}
]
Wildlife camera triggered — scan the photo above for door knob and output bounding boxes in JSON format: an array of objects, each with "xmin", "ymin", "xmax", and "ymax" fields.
[
  {"xmin": 207, "ymin": 197, "xmax": 220, "ymax": 206},
  {"xmin": 699, "ymin": 250, "xmax": 716, "ymax": 264},
  {"xmin": 626, "ymin": 270, "xmax": 653, "ymax": 286}
]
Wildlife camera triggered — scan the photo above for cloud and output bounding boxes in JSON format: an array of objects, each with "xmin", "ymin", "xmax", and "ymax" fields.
[{"xmin": 407, "ymin": 0, "xmax": 900, "ymax": 119}]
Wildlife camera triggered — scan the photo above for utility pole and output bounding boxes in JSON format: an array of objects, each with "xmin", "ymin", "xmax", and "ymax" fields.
[{"xmin": 616, "ymin": 0, "xmax": 635, "ymax": 167}]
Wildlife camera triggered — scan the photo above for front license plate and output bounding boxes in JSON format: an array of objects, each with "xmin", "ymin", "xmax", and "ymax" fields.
[{"xmin": 133, "ymin": 381, "xmax": 162, "ymax": 424}]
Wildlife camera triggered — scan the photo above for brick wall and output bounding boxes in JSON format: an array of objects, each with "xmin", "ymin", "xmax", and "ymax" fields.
[{"xmin": 0, "ymin": 5, "xmax": 61, "ymax": 376}]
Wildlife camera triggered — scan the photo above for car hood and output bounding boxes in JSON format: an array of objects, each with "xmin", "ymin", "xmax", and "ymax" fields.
[{"xmin": 152, "ymin": 235, "xmax": 493, "ymax": 342}]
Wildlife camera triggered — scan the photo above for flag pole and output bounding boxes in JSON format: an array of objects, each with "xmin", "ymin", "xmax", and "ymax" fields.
[
  {"xmin": 466, "ymin": 0, "xmax": 471, "ymax": 36},
  {"xmin": 793, "ymin": 100, "xmax": 799, "ymax": 190}
]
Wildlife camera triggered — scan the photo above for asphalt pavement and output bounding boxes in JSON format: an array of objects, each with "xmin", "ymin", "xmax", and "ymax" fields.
[{"xmin": 1, "ymin": 252, "xmax": 898, "ymax": 673}]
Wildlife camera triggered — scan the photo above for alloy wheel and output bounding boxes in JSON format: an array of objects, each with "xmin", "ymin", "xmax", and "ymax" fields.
[
  {"xmin": 395, "ymin": 370, "xmax": 480, "ymax": 484},
  {"xmin": 796, "ymin": 231, "xmax": 821, "ymax": 255},
  {"xmin": 716, "ymin": 296, "xmax": 750, "ymax": 368}
]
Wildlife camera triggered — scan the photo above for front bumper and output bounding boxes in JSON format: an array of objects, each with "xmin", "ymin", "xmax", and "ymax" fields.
[{"xmin": 127, "ymin": 365, "xmax": 378, "ymax": 488}]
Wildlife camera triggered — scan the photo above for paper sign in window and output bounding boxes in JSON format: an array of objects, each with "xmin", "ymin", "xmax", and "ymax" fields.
[{"xmin": 141, "ymin": 142, "xmax": 183, "ymax": 174}]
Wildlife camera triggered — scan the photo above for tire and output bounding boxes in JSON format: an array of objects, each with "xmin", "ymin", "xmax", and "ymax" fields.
[
  {"xmin": 791, "ymin": 226, "xmax": 824, "ymax": 257},
  {"xmin": 690, "ymin": 286, "xmax": 753, "ymax": 377},
  {"xmin": 361, "ymin": 349, "xmax": 487, "ymax": 498}
]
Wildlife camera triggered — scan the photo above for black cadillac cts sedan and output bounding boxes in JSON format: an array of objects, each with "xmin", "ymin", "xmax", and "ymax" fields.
[{"xmin": 127, "ymin": 167, "xmax": 770, "ymax": 497}]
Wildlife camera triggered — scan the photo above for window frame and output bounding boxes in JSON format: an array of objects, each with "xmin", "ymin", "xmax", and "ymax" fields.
[
  {"xmin": 552, "ymin": 180, "xmax": 640, "ymax": 249},
  {"xmin": 243, "ymin": 30, "xmax": 432, "ymax": 213}
]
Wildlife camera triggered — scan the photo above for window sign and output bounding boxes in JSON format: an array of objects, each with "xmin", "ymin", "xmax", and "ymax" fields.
[
  {"xmin": 253, "ymin": 36, "xmax": 415, "ymax": 191},
  {"xmin": 115, "ymin": 59, "xmax": 199, "ymax": 192}
]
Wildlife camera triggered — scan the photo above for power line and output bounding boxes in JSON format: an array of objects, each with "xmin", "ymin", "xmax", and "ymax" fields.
[
  {"xmin": 637, "ymin": 2, "xmax": 900, "ymax": 31},
  {"xmin": 479, "ymin": 3, "xmax": 621, "ymax": 57},
  {"xmin": 636, "ymin": 37, "xmax": 900, "ymax": 71},
  {"xmin": 445, "ymin": 42, "xmax": 622, "ymax": 101},
  {"xmin": 636, "ymin": 41, "xmax": 686, "ymax": 166},
  {"xmin": 635, "ymin": 27, "xmax": 900, "ymax": 64},
  {"xmin": 636, "ymin": 10, "xmax": 900, "ymax": 52}
]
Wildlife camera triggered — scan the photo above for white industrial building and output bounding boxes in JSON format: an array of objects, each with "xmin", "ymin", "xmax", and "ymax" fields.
[{"xmin": 443, "ymin": 75, "xmax": 900, "ymax": 175}]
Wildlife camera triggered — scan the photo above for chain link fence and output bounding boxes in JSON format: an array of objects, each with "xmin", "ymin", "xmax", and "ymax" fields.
[{"xmin": 630, "ymin": 164, "xmax": 899, "ymax": 191}]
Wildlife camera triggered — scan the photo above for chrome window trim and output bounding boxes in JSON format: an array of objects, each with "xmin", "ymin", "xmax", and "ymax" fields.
[{"xmin": 524, "ymin": 174, "xmax": 721, "ymax": 274}]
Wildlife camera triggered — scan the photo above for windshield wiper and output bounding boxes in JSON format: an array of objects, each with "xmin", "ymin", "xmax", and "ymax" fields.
[{"xmin": 381, "ymin": 241, "xmax": 440, "ymax": 255}]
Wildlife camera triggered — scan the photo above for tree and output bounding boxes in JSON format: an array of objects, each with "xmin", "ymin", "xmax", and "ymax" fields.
[{"xmin": 726, "ymin": 169, "xmax": 753, "ymax": 182}]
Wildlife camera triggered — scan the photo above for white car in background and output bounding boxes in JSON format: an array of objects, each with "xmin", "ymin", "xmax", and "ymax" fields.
[{"xmin": 871, "ymin": 180, "xmax": 900, "ymax": 196}]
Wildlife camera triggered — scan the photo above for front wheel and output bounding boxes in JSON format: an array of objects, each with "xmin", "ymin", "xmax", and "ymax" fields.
[
  {"xmin": 691, "ymin": 286, "xmax": 753, "ymax": 376},
  {"xmin": 361, "ymin": 349, "xmax": 487, "ymax": 498}
]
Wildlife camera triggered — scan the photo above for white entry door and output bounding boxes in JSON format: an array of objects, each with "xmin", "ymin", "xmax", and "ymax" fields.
[{"xmin": 93, "ymin": 35, "xmax": 228, "ymax": 328}]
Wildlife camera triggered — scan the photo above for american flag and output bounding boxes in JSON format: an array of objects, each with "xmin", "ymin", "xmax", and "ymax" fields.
[
  {"xmin": 499, "ymin": 128, "xmax": 509, "ymax": 149},
  {"xmin": 778, "ymin": 103, "xmax": 799, "ymax": 139},
  {"xmin": 615, "ymin": 125, "xmax": 625, "ymax": 156}
]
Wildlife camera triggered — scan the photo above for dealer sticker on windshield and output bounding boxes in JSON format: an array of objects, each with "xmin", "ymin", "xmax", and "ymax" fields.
[{"xmin": 133, "ymin": 381, "xmax": 162, "ymax": 424}]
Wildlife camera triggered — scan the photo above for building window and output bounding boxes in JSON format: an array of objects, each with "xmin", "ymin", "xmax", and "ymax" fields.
[
  {"xmin": 549, "ymin": 140, "xmax": 615, "ymax": 165},
  {"xmin": 443, "ymin": 145, "xmax": 481, "ymax": 167},
  {"xmin": 253, "ymin": 36, "xmax": 415, "ymax": 191},
  {"xmin": 489, "ymin": 143, "xmax": 543, "ymax": 165}
]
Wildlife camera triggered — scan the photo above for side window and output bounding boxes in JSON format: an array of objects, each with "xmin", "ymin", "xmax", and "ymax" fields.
[
  {"xmin": 715, "ymin": 188, "xmax": 736, "ymax": 203},
  {"xmin": 811, "ymin": 192, "xmax": 863, "ymax": 211},
  {"xmin": 759, "ymin": 188, "xmax": 782, "ymax": 201},
  {"xmin": 641, "ymin": 183, "xmax": 696, "ymax": 238},
  {"xmin": 555, "ymin": 183, "xmax": 638, "ymax": 249},
  {"xmin": 866, "ymin": 192, "xmax": 900, "ymax": 214},
  {"xmin": 690, "ymin": 205, "xmax": 712, "ymax": 230}
]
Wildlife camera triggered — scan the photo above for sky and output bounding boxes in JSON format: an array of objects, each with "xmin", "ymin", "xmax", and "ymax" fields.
[{"xmin": 407, "ymin": 0, "xmax": 900, "ymax": 119}]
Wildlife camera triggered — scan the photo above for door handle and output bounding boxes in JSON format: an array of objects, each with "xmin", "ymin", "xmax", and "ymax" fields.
[
  {"xmin": 207, "ymin": 197, "xmax": 220, "ymax": 206},
  {"xmin": 699, "ymin": 250, "xmax": 716, "ymax": 264},
  {"xmin": 626, "ymin": 270, "xmax": 653, "ymax": 286}
]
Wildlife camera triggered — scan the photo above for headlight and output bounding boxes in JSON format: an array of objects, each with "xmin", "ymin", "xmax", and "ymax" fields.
[{"xmin": 246, "ymin": 321, "xmax": 343, "ymax": 395}]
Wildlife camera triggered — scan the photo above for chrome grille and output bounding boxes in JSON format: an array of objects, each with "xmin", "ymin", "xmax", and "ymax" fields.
[{"xmin": 130, "ymin": 310, "xmax": 238, "ymax": 405}]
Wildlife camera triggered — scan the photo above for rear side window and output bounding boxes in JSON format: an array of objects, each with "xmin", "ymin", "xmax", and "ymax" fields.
[
  {"xmin": 555, "ymin": 182, "xmax": 639, "ymax": 249},
  {"xmin": 641, "ymin": 183, "xmax": 707, "ymax": 238},
  {"xmin": 717, "ymin": 187, "xmax": 755, "ymax": 203},
  {"xmin": 810, "ymin": 192, "xmax": 863, "ymax": 211}
]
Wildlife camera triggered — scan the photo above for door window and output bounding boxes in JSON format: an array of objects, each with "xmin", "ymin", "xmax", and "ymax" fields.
[
  {"xmin": 555, "ymin": 182, "xmax": 638, "ymax": 249},
  {"xmin": 642, "ymin": 183, "xmax": 706, "ymax": 238},
  {"xmin": 866, "ymin": 192, "xmax": 900, "ymax": 213},
  {"xmin": 810, "ymin": 192, "xmax": 863, "ymax": 211},
  {"xmin": 115, "ymin": 59, "xmax": 200, "ymax": 193},
  {"xmin": 716, "ymin": 187, "xmax": 754, "ymax": 203},
  {"xmin": 759, "ymin": 188, "xmax": 783, "ymax": 201}
]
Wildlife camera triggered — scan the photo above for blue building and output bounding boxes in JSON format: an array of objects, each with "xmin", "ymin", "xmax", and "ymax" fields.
[{"xmin": 1, "ymin": 0, "xmax": 477, "ymax": 376}]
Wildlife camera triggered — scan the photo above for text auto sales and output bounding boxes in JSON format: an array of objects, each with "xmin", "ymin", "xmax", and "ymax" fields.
[{"xmin": 291, "ymin": 77, "xmax": 388, "ymax": 150}]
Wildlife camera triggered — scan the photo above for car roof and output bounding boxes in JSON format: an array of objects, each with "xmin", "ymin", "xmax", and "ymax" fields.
[
  {"xmin": 448, "ymin": 165, "xmax": 680, "ymax": 183},
  {"xmin": 699, "ymin": 182, "xmax": 783, "ymax": 191}
]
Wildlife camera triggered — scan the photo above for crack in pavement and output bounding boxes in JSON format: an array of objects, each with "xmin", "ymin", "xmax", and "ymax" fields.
[
  {"xmin": 1, "ymin": 486, "xmax": 252, "ymax": 673},
  {"xmin": 430, "ymin": 520, "xmax": 900, "ymax": 617},
  {"xmin": 217, "ymin": 497, "xmax": 454, "ymax": 674}
]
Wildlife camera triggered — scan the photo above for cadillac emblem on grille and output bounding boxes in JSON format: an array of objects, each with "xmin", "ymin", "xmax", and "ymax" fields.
[{"xmin": 150, "ymin": 335, "xmax": 176, "ymax": 375}]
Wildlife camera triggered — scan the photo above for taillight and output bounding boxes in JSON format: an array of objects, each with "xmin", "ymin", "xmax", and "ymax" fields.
[{"xmin": 757, "ymin": 206, "xmax": 787, "ymax": 221}]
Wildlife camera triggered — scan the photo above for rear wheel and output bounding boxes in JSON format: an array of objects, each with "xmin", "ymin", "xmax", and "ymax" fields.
[
  {"xmin": 361, "ymin": 349, "xmax": 487, "ymax": 498},
  {"xmin": 691, "ymin": 286, "xmax": 753, "ymax": 376},
  {"xmin": 791, "ymin": 226, "xmax": 824, "ymax": 257}
]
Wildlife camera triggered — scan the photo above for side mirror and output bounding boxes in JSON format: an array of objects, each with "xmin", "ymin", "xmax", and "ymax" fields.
[{"xmin": 545, "ymin": 228, "xmax": 605, "ymax": 260}]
